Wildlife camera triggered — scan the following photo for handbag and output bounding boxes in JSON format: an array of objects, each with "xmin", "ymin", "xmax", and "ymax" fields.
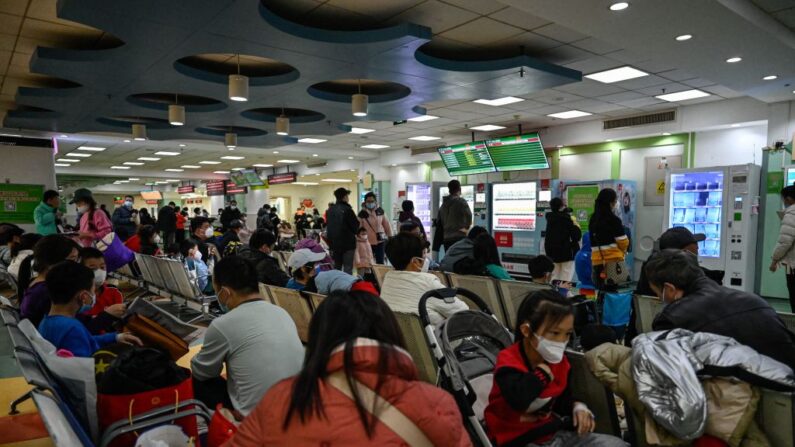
[
  {"xmin": 207, "ymin": 404, "xmax": 240, "ymax": 447},
  {"xmin": 96, "ymin": 232, "xmax": 135, "ymax": 273},
  {"xmin": 125, "ymin": 313, "xmax": 189, "ymax": 361},
  {"xmin": 592, "ymin": 232, "xmax": 630, "ymax": 289}
]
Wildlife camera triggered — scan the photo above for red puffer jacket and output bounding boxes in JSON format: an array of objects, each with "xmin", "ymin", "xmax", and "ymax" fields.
[{"xmin": 226, "ymin": 338, "xmax": 472, "ymax": 446}]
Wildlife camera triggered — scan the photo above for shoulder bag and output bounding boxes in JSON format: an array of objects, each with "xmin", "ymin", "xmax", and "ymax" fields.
[{"xmin": 592, "ymin": 231, "xmax": 630, "ymax": 289}]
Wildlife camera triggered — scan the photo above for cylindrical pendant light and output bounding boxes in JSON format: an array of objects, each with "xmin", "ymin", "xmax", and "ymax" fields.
[
  {"xmin": 132, "ymin": 123, "xmax": 147, "ymax": 141},
  {"xmin": 225, "ymin": 132, "xmax": 237, "ymax": 150},
  {"xmin": 168, "ymin": 104, "xmax": 185, "ymax": 126},
  {"xmin": 276, "ymin": 114, "xmax": 289, "ymax": 136},
  {"xmin": 228, "ymin": 54, "xmax": 248, "ymax": 102},
  {"xmin": 352, "ymin": 79, "xmax": 368, "ymax": 117}
]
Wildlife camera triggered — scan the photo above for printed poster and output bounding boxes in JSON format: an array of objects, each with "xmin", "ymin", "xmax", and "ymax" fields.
[
  {"xmin": 566, "ymin": 185, "xmax": 599, "ymax": 231},
  {"xmin": 0, "ymin": 183, "xmax": 44, "ymax": 224}
]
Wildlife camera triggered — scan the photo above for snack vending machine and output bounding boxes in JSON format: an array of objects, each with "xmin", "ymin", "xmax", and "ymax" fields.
[{"xmin": 664, "ymin": 164, "xmax": 760, "ymax": 292}]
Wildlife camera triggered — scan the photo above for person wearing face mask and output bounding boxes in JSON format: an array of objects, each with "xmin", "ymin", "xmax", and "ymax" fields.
[
  {"xmin": 37, "ymin": 261, "xmax": 141, "ymax": 358},
  {"xmin": 175, "ymin": 208, "xmax": 187, "ymax": 244},
  {"xmin": 354, "ymin": 227, "xmax": 374, "ymax": 277},
  {"xmin": 157, "ymin": 201, "xmax": 178, "ymax": 246},
  {"xmin": 77, "ymin": 247, "xmax": 125, "ymax": 334},
  {"xmin": 485, "ymin": 290, "xmax": 627, "ymax": 447},
  {"xmin": 111, "ymin": 195, "xmax": 137, "ymax": 241},
  {"xmin": 220, "ymin": 200, "xmax": 243, "ymax": 233},
  {"xmin": 357, "ymin": 192, "xmax": 392, "ymax": 265},
  {"xmin": 180, "ymin": 239, "xmax": 214, "ymax": 294},
  {"xmin": 588, "ymin": 188, "xmax": 629, "ymax": 290},
  {"xmin": 237, "ymin": 229, "xmax": 290, "ymax": 287},
  {"xmin": 219, "ymin": 219, "xmax": 244, "ymax": 255},
  {"xmin": 646, "ymin": 249, "xmax": 795, "ymax": 370},
  {"xmin": 70, "ymin": 188, "xmax": 113, "ymax": 248},
  {"xmin": 19, "ymin": 235, "xmax": 81, "ymax": 327},
  {"xmin": 285, "ymin": 249, "xmax": 327, "ymax": 292},
  {"xmin": 189, "ymin": 216, "xmax": 218, "ymax": 263},
  {"xmin": 34, "ymin": 190, "xmax": 62, "ymax": 236},
  {"xmin": 326, "ymin": 188, "xmax": 360, "ymax": 274},
  {"xmin": 381, "ymin": 233, "xmax": 468, "ymax": 326},
  {"xmin": 191, "ymin": 256, "xmax": 303, "ymax": 416}
]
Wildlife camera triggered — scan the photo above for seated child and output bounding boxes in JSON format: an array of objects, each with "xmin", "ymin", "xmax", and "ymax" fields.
[
  {"xmin": 77, "ymin": 247, "xmax": 125, "ymax": 334},
  {"xmin": 38, "ymin": 261, "xmax": 141, "ymax": 358}
]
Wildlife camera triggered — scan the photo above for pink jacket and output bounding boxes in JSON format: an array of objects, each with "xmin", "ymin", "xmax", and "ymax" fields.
[
  {"xmin": 359, "ymin": 208, "xmax": 392, "ymax": 246},
  {"xmin": 79, "ymin": 208, "xmax": 113, "ymax": 247},
  {"xmin": 226, "ymin": 339, "xmax": 471, "ymax": 447},
  {"xmin": 354, "ymin": 235, "xmax": 374, "ymax": 269}
]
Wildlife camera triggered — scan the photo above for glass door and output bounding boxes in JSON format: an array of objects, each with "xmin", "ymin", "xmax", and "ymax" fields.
[{"xmin": 668, "ymin": 171, "xmax": 724, "ymax": 258}]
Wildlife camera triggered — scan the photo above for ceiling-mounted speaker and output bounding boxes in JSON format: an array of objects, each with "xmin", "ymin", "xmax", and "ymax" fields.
[
  {"xmin": 228, "ymin": 74, "xmax": 249, "ymax": 102},
  {"xmin": 225, "ymin": 132, "xmax": 237, "ymax": 150},
  {"xmin": 276, "ymin": 115, "xmax": 289, "ymax": 136},
  {"xmin": 352, "ymin": 93, "xmax": 368, "ymax": 117},
  {"xmin": 132, "ymin": 124, "xmax": 147, "ymax": 141},
  {"xmin": 168, "ymin": 104, "xmax": 185, "ymax": 126}
]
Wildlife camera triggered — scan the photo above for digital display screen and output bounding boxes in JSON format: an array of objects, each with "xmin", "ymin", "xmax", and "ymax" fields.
[
  {"xmin": 241, "ymin": 169, "xmax": 264, "ymax": 186},
  {"xmin": 229, "ymin": 171, "xmax": 247, "ymax": 186},
  {"xmin": 669, "ymin": 171, "xmax": 723, "ymax": 258},
  {"xmin": 437, "ymin": 141, "xmax": 496, "ymax": 175},
  {"xmin": 486, "ymin": 132, "xmax": 549, "ymax": 172},
  {"xmin": 787, "ymin": 168, "xmax": 795, "ymax": 186},
  {"xmin": 492, "ymin": 182, "xmax": 537, "ymax": 232}
]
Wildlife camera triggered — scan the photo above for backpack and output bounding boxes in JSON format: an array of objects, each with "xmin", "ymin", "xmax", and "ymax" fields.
[{"xmin": 223, "ymin": 241, "xmax": 244, "ymax": 258}]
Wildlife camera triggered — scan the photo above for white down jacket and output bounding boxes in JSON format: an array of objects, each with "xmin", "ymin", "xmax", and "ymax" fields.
[{"xmin": 772, "ymin": 204, "xmax": 795, "ymax": 266}]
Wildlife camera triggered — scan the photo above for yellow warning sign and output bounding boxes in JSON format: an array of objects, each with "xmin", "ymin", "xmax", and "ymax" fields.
[{"xmin": 656, "ymin": 180, "xmax": 665, "ymax": 195}]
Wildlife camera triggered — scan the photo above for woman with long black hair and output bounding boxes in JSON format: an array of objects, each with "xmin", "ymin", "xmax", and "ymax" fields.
[
  {"xmin": 70, "ymin": 188, "xmax": 112, "ymax": 247},
  {"xmin": 588, "ymin": 188, "xmax": 629, "ymax": 290},
  {"xmin": 229, "ymin": 290, "xmax": 469, "ymax": 446}
]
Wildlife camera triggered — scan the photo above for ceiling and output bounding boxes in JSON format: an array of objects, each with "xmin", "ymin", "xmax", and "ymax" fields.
[{"xmin": 1, "ymin": 0, "xmax": 794, "ymax": 187}]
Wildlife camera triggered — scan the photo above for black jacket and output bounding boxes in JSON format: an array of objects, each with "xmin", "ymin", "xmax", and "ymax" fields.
[
  {"xmin": 157, "ymin": 206, "xmax": 176, "ymax": 232},
  {"xmin": 236, "ymin": 246, "xmax": 289, "ymax": 287},
  {"xmin": 653, "ymin": 276, "xmax": 795, "ymax": 369},
  {"xmin": 219, "ymin": 230, "xmax": 241, "ymax": 255},
  {"xmin": 544, "ymin": 210, "xmax": 581, "ymax": 263},
  {"xmin": 111, "ymin": 206, "xmax": 137, "ymax": 241},
  {"xmin": 220, "ymin": 207, "xmax": 242, "ymax": 230},
  {"xmin": 326, "ymin": 201, "xmax": 360, "ymax": 252}
]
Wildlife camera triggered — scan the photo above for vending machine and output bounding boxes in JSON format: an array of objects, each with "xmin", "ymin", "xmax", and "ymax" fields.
[
  {"xmin": 439, "ymin": 184, "xmax": 489, "ymax": 230},
  {"xmin": 406, "ymin": 182, "xmax": 445, "ymax": 241},
  {"xmin": 664, "ymin": 164, "xmax": 760, "ymax": 292},
  {"xmin": 489, "ymin": 181, "xmax": 541, "ymax": 278}
]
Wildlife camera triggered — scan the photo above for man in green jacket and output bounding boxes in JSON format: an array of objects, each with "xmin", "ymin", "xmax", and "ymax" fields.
[{"xmin": 34, "ymin": 190, "xmax": 61, "ymax": 235}]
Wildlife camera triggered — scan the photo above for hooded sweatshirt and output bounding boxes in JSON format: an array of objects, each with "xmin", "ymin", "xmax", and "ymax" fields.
[{"xmin": 439, "ymin": 237, "xmax": 475, "ymax": 273}]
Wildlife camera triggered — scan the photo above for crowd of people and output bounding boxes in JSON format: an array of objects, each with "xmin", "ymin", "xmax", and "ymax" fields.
[{"xmin": 1, "ymin": 179, "xmax": 794, "ymax": 446}]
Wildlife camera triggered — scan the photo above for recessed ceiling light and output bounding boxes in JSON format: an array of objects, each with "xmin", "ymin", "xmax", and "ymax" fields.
[
  {"xmin": 470, "ymin": 124, "xmax": 507, "ymax": 131},
  {"xmin": 655, "ymin": 89, "xmax": 710, "ymax": 102},
  {"xmin": 606, "ymin": 139, "xmax": 613, "ymax": 142},
  {"xmin": 253, "ymin": 164, "xmax": 273, "ymax": 168},
  {"xmin": 181, "ymin": 165, "xmax": 200, "ymax": 169},
  {"xmin": 391, "ymin": 163, "xmax": 397, "ymax": 167},
  {"xmin": 409, "ymin": 136, "xmax": 441, "ymax": 141},
  {"xmin": 585, "ymin": 66, "xmax": 648, "ymax": 84},
  {"xmin": 221, "ymin": 156, "xmax": 244, "ymax": 160},
  {"xmin": 69, "ymin": 153, "xmax": 92, "ymax": 158},
  {"xmin": 273, "ymin": 151, "xmax": 280, "ymax": 154},
  {"xmin": 54, "ymin": 163, "xmax": 71, "ymax": 167},
  {"xmin": 77, "ymin": 146, "xmax": 106, "ymax": 151},
  {"xmin": 547, "ymin": 110, "xmax": 593, "ymax": 119},
  {"xmin": 231, "ymin": 167, "xmax": 245, "ymax": 171},
  {"xmin": 59, "ymin": 134, "xmax": 68, "ymax": 138},
  {"xmin": 110, "ymin": 166, "xmax": 130, "ymax": 170},
  {"xmin": 165, "ymin": 168, "xmax": 184, "ymax": 172},
  {"xmin": 116, "ymin": 180, "xmax": 130, "ymax": 183},
  {"xmin": 312, "ymin": 154, "xmax": 318, "ymax": 157},
  {"xmin": 155, "ymin": 181, "xmax": 169, "ymax": 185},
  {"xmin": 155, "ymin": 151, "xmax": 180, "ymax": 156},
  {"xmin": 726, "ymin": 57, "xmax": 742, "ymax": 63},
  {"xmin": 731, "ymin": 124, "xmax": 740, "ymax": 127},
  {"xmin": 361, "ymin": 144, "xmax": 390, "ymax": 149},
  {"xmin": 473, "ymin": 97, "xmax": 524, "ymax": 106},
  {"xmin": 128, "ymin": 178, "xmax": 140, "ymax": 181},
  {"xmin": 763, "ymin": 75, "xmax": 778, "ymax": 80},
  {"xmin": 277, "ymin": 159, "xmax": 300, "ymax": 164},
  {"xmin": 348, "ymin": 156, "xmax": 354, "ymax": 160},
  {"xmin": 662, "ymin": 132, "xmax": 671, "ymax": 136},
  {"xmin": 609, "ymin": 2, "xmax": 629, "ymax": 11},
  {"xmin": 556, "ymin": 145, "xmax": 563, "ymax": 148},
  {"xmin": 213, "ymin": 170, "xmax": 230, "ymax": 174},
  {"xmin": 676, "ymin": 34, "xmax": 692, "ymax": 41},
  {"xmin": 315, "ymin": 173, "xmax": 320, "ymax": 176},
  {"xmin": 178, "ymin": 144, "xmax": 186, "ymax": 147},
  {"xmin": 199, "ymin": 161, "xmax": 221, "ymax": 165},
  {"xmin": 297, "ymin": 138, "xmax": 327, "ymax": 144},
  {"xmin": 349, "ymin": 127, "xmax": 375, "ymax": 134},
  {"xmin": 123, "ymin": 162, "xmax": 145, "ymax": 166},
  {"xmin": 123, "ymin": 139, "xmax": 131, "ymax": 143},
  {"xmin": 57, "ymin": 158, "xmax": 80, "ymax": 163},
  {"xmin": 407, "ymin": 115, "xmax": 439, "ymax": 122},
  {"xmin": 294, "ymin": 182, "xmax": 320, "ymax": 186},
  {"xmin": 138, "ymin": 157, "xmax": 160, "ymax": 161},
  {"xmin": 322, "ymin": 178, "xmax": 352, "ymax": 183},
  {"xmin": 165, "ymin": 179, "xmax": 180, "ymax": 182}
]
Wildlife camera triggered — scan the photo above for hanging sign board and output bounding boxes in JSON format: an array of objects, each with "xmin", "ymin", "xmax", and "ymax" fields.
[
  {"xmin": 267, "ymin": 172, "xmax": 297, "ymax": 185},
  {"xmin": 177, "ymin": 185, "xmax": 195, "ymax": 194},
  {"xmin": 206, "ymin": 181, "xmax": 226, "ymax": 196}
]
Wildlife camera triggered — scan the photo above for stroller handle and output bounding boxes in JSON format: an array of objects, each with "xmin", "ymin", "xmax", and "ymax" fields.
[{"xmin": 418, "ymin": 287, "xmax": 493, "ymax": 326}]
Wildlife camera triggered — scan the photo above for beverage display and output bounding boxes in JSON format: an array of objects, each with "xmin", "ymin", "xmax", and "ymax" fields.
[
  {"xmin": 492, "ymin": 182, "xmax": 537, "ymax": 231},
  {"xmin": 669, "ymin": 171, "xmax": 723, "ymax": 258},
  {"xmin": 406, "ymin": 183, "xmax": 433, "ymax": 239},
  {"xmin": 437, "ymin": 141, "xmax": 496, "ymax": 175}
]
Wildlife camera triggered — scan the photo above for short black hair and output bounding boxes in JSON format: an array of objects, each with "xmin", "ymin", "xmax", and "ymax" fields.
[
  {"xmin": 528, "ymin": 255, "xmax": 555, "ymax": 279},
  {"xmin": 249, "ymin": 229, "xmax": 277, "ymax": 250},
  {"xmin": 10, "ymin": 233, "xmax": 42, "ymax": 257},
  {"xmin": 168, "ymin": 201, "xmax": 176, "ymax": 206},
  {"xmin": 401, "ymin": 200, "xmax": 414, "ymax": 212},
  {"xmin": 179, "ymin": 239, "xmax": 198, "ymax": 257},
  {"xmin": 32, "ymin": 235, "xmax": 79, "ymax": 273},
  {"xmin": 230, "ymin": 200, "xmax": 237, "ymax": 205},
  {"xmin": 549, "ymin": 197, "xmax": 563, "ymax": 211},
  {"xmin": 399, "ymin": 221, "xmax": 420, "ymax": 233},
  {"xmin": 43, "ymin": 190, "xmax": 60, "ymax": 202},
  {"xmin": 579, "ymin": 324, "xmax": 617, "ymax": 351},
  {"xmin": 473, "ymin": 234, "xmax": 501, "ymax": 265},
  {"xmin": 0, "ymin": 226, "xmax": 24, "ymax": 245},
  {"xmin": 193, "ymin": 207, "xmax": 201, "ymax": 214},
  {"xmin": 229, "ymin": 219, "xmax": 244, "ymax": 229},
  {"xmin": 644, "ymin": 249, "xmax": 704, "ymax": 290},
  {"xmin": 79, "ymin": 247, "xmax": 104, "ymax": 261},
  {"xmin": 782, "ymin": 185, "xmax": 795, "ymax": 201},
  {"xmin": 46, "ymin": 261, "xmax": 94, "ymax": 305},
  {"xmin": 364, "ymin": 192, "xmax": 376, "ymax": 201},
  {"xmin": 213, "ymin": 256, "xmax": 258, "ymax": 294},
  {"xmin": 191, "ymin": 216, "xmax": 210, "ymax": 233},
  {"xmin": 124, "ymin": 195, "xmax": 134, "ymax": 201},
  {"xmin": 385, "ymin": 233, "xmax": 424, "ymax": 270},
  {"xmin": 447, "ymin": 179, "xmax": 461, "ymax": 195},
  {"xmin": 467, "ymin": 226, "xmax": 488, "ymax": 240},
  {"xmin": 137, "ymin": 224, "xmax": 156, "ymax": 242},
  {"xmin": 514, "ymin": 289, "xmax": 573, "ymax": 340}
]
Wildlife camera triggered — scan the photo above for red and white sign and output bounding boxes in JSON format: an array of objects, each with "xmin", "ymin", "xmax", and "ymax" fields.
[
  {"xmin": 226, "ymin": 181, "xmax": 248, "ymax": 194},
  {"xmin": 267, "ymin": 172, "xmax": 298, "ymax": 185},
  {"xmin": 494, "ymin": 231, "xmax": 513, "ymax": 247},
  {"xmin": 177, "ymin": 185, "xmax": 195, "ymax": 194},
  {"xmin": 206, "ymin": 181, "xmax": 226, "ymax": 196}
]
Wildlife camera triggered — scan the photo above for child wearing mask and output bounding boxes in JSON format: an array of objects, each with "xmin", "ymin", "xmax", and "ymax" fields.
[
  {"xmin": 354, "ymin": 227, "xmax": 374, "ymax": 277},
  {"xmin": 180, "ymin": 239, "xmax": 213, "ymax": 294},
  {"xmin": 485, "ymin": 290, "xmax": 626, "ymax": 447},
  {"xmin": 285, "ymin": 249, "xmax": 326, "ymax": 292},
  {"xmin": 78, "ymin": 247, "xmax": 125, "ymax": 334},
  {"xmin": 38, "ymin": 261, "xmax": 141, "ymax": 358}
]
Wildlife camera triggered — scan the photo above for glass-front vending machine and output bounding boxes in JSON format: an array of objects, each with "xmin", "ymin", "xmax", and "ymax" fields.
[
  {"xmin": 490, "ymin": 181, "xmax": 539, "ymax": 278},
  {"xmin": 439, "ymin": 184, "xmax": 475, "ymax": 217},
  {"xmin": 664, "ymin": 164, "xmax": 760, "ymax": 292},
  {"xmin": 406, "ymin": 182, "xmax": 445, "ymax": 242}
]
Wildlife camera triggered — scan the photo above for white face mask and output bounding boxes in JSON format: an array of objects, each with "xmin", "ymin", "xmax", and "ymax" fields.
[
  {"xmin": 230, "ymin": 205, "xmax": 237, "ymax": 210},
  {"xmin": 154, "ymin": 235, "xmax": 162, "ymax": 244},
  {"xmin": 93, "ymin": 269, "xmax": 107, "ymax": 287},
  {"xmin": 420, "ymin": 256, "xmax": 431, "ymax": 273},
  {"xmin": 77, "ymin": 205, "xmax": 88, "ymax": 213},
  {"xmin": 204, "ymin": 227, "xmax": 214, "ymax": 238},
  {"xmin": 534, "ymin": 333, "xmax": 568, "ymax": 364},
  {"xmin": 193, "ymin": 250, "xmax": 203, "ymax": 261}
]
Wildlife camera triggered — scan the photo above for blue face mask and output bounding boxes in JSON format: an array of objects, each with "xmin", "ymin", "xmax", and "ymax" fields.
[
  {"xmin": 124, "ymin": 201, "xmax": 133, "ymax": 208},
  {"xmin": 366, "ymin": 202, "xmax": 376, "ymax": 210},
  {"xmin": 218, "ymin": 289, "xmax": 230, "ymax": 313},
  {"xmin": 78, "ymin": 292, "xmax": 96, "ymax": 314}
]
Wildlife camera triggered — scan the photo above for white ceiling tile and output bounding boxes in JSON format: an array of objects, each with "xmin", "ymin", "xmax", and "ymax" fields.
[
  {"xmin": 636, "ymin": 81, "xmax": 689, "ymax": 96},
  {"xmin": 326, "ymin": 0, "xmax": 422, "ymax": 20},
  {"xmin": 433, "ymin": 108, "xmax": 491, "ymax": 120},
  {"xmin": 527, "ymin": 90, "xmax": 585, "ymax": 105},
  {"xmin": 533, "ymin": 23, "xmax": 589, "ymax": 43},
  {"xmin": 570, "ymin": 37, "xmax": 622, "ymax": 55},
  {"xmin": 501, "ymin": 99, "xmax": 549, "ymax": 111},
  {"xmin": 564, "ymin": 99, "xmax": 627, "ymax": 113},
  {"xmin": 701, "ymin": 84, "xmax": 744, "ymax": 98},
  {"xmin": 602, "ymin": 109, "xmax": 634, "ymax": 117},
  {"xmin": 597, "ymin": 91, "xmax": 646, "ymax": 103},
  {"xmin": 488, "ymin": 6, "xmax": 552, "ymax": 30},
  {"xmin": 494, "ymin": 32, "xmax": 562, "ymax": 53},
  {"xmin": 538, "ymin": 44, "xmax": 593, "ymax": 65},
  {"xmin": 388, "ymin": 0, "xmax": 479, "ymax": 33},
  {"xmin": 439, "ymin": 17, "xmax": 524, "ymax": 45},
  {"xmin": 682, "ymin": 78, "xmax": 717, "ymax": 88},
  {"xmin": 563, "ymin": 56, "xmax": 625, "ymax": 74},
  {"xmin": 602, "ymin": 49, "xmax": 647, "ymax": 63},
  {"xmin": 441, "ymin": 0, "xmax": 506, "ymax": 15},
  {"xmin": 554, "ymin": 79, "xmax": 626, "ymax": 97},
  {"xmin": 616, "ymin": 74, "xmax": 671, "ymax": 90},
  {"xmin": 751, "ymin": 0, "xmax": 795, "ymax": 12},
  {"xmin": 656, "ymin": 68, "xmax": 697, "ymax": 82},
  {"xmin": 618, "ymin": 97, "xmax": 666, "ymax": 108},
  {"xmin": 632, "ymin": 59, "xmax": 680, "ymax": 74}
]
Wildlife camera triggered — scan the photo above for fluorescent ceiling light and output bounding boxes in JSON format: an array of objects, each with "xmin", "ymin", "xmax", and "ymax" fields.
[
  {"xmin": 54, "ymin": 163, "xmax": 71, "ymax": 167},
  {"xmin": 361, "ymin": 144, "xmax": 389, "ymax": 149},
  {"xmin": 312, "ymin": 154, "xmax": 318, "ymax": 157},
  {"xmin": 178, "ymin": 144, "xmax": 186, "ymax": 147},
  {"xmin": 321, "ymin": 179, "xmax": 352, "ymax": 183},
  {"xmin": 221, "ymin": 156, "xmax": 244, "ymax": 160},
  {"xmin": 655, "ymin": 89, "xmax": 710, "ymax": 102},
  {"xmin": 231, "ymin": 167, "xmax": 245, "ymax": 171},
  {"xmin": 110, "ymin": 166, "xmax": 130, "ymax": 170},
  {"xmin": 473, "ymin": 97, "xmax": 524, "ymax": 106},
  {"xmin": 409, "ymin": 136, "xmax": 441, "ymax": 141},
  {"xmin": 349, "ymin": 127, "xmax": 375, "ymax": 134},
  {"xmin": 155, "ymin": 181, "xmax": 169, "ymax": 184},
  {"xmin": 166, "ymin": 179, "xmax": 180, "ymax": 182},
  {"xmin": 277, "ymin": 159, "xmax": 300, "ymax": 164},
  {"xmin": 123, "ymin": 139, "xmax": 131, "ymax": 143},
  {"xmin": 470, "ymin": 124, "xmax": 506, "ymax": 131},
  {"xmin": 181, "ymin": 165, "xmax": 200, "ymax": 169},
  {"xmin": 138, "ymin": 157, "xmax": 160, "ymax": 161},
  {"xmin": 731, "ymin": 124, "xmax": 740, "ymax": 127},
  {"xmin": 547, "ymin": 110, "xmax": 593, "ymax": 119},
  {"xmin": 123, "ymin": 162, "xmax": 145, "ymax": 166},
  {"xmin": 763, "ymin": 75, "xmax": 777, "ymax": 80},
  {"xmin": 155, "ymin": 151, "xmax": 180, "ymax": 156},
  {"xmin": 200, "ymin": 161, "xmax": 221, "ymax": 165},
  {"xmin": 128, "ymin": 178, "xmax": 140, "ymax": 181},
  {"xmin": 407, "ymin": 115, "xmax": 439, "ymax": 122},
  {"xmin": 253, "ymin": 164, "xmax": 273, "ymax": 168},
  {"xmin": 57, "ymin": 158, "xmax": 80, "ymax": 163},
  {"xmin": 294, "ymin": 182, "xmax": 320, "ymax": 186},
  {"xmin": 165, "ymin": 168, "xmax": 184, "ymax": 172},
  {"xmin": 726, "ymin": 57, "xmax": 742, "ymax": 63},
  {"xmin": 585, "ymin": 66, "xmax": 648, "ymax": 84},
  {"xmin": 297, "ymin": 138, "xmax": 327, "ymax": 144},
  {"xmin": 273, "ymin": 151, "xmax": 279, "ymax": 154},
  {"xmin": 59, "ymin": 134, "xmax": 68, "ymax": 138},
  {"xmin": 76, "ymin": 146, "xmax": 106, "ymax": 151},
  {"xmin": 676, "ymin": 34, "xmax": 692, "ymax": 41},
  {"xmin": 606, "ymin": 139, "xmax": 613, "ymax": 142},
  {"xmin": 662, "ymin": 132, "xmax": 671, "ymax": 136},
  {"xmin": 213, "ymin": 170, "xmax": 230, "ymax": 174},
  {"xmin": 610, "ymin": 2, "xmax": 629, "ymax": 11},
  {"xmin": 116, "ymin": 180, "xmax": 129, "ymax": 183},
  {"xmin": 69, "ymin": 153, "xmax": 92, "ymax": 157}
]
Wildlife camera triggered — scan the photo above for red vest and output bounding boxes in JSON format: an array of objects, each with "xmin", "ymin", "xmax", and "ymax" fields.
[{"xmin": 485, "ymin": 342, "xmax": 571, "ymax": 446}]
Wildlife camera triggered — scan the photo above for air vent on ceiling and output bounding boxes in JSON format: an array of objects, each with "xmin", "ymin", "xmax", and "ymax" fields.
[
  {"xmin": 307, "ymin": 161, "xmax": 327, "ymax": 169},
  {"xmin": 603, "ymin": 110, "xmax": 676, "ymax": 130},
  {"xmin": 411, "ymin": 145, "xmax": 443, "ymax": 156}
]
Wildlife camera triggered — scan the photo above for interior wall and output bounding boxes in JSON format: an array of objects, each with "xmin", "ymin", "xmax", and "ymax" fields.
[
  {"xmin": 0, "ymin": 145, "xmax": 57, "ymax": 232},
  {"xmin": 559, "ymin": 151, "xmax": 612, "ymax": 181},
  {"xmin": 267, "ymin": 183, "xmax": 352, "ymax": 220},
  {"xmin": 694, "ymin": 125, "xmax": 767, "ymax": 168}
]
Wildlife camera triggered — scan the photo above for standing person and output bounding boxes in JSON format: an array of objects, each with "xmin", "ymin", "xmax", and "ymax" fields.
[
  {"xmin": 771, "ymin": 185, "xmax": 795, "ymax": 312},
  {"xmin": 70, "ymin": 188, "xmax": 112, "ymax": 247},
  {"xmin": 326, "ymin": 188, "xmax": 360, "ymax": 274},
  {"xmin": 312, "ymin": 208, "xmax": 323, "ymax": 229},
  {"xmin": 398, "ymin": 199, "xmax": 426, "ymax": 240},
  {"xmin": 474, "ymin": 233, "xmax": 512, "ymax": 280},
  {"xmin": 139, "ymin": 208, "xmax": 156, "ymax": 226},
  {"xmin": 175, "ymin": 208, "xmax": 187, "ymax": 244},
  {"xmin": 544, "ymin": 198, "xmax": 582, "ymax": 282},
  {"xmin": 193, "ymin": 207, "xmax": 203, "ymax": 218},
  {"xmin": 228, "ymin": 290, "xmax": 469, "ymax": 446},
  {"xmin": 34, "ymin": 190, "xmax": 62, "ymax": 236},
  {"xmin": 358, "ymin": 192, "xmax": 392, "ymax": 265},
  {"xmin": 269, "ymin": 206, "xmax": 281, "ymax": 228},
  {"xmin": 111, "ymin": 195, "xmax": 137, "ymax": 241},
  {"xmin": 157, "ymin": 201, "xmax": 177, "ymax": 246},
  {"xmin": 436, "ymin": 179, "xmax": 473, "ymax": 251},
  {"xmin": 354, "ymin": 227, "xmax": 374, "ymax": 277},
  {"xmin": 589, "ymin": 188, "xmax": 629, "ymax": 290},
  {"xmin": 220, "ymin": 200, "xmax": 242, "ymax": 232},
  {"xmin": 257, "ymin": 204, "xmax": 273, "ymax": 231}
]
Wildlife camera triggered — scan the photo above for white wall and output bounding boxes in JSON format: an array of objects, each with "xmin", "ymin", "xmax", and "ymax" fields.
[
  {"xmin": 559, "ymin": 151, "xmax": 612, "ymax": 181},
  {"xmin": 694, "ymin": 125, "xmax": 767, "ymax": 167}
]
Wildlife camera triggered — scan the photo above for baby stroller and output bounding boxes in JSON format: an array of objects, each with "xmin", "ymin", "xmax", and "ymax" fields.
[{"xmin": 419, "ymin": 288, "xmax": 513, "ymax": 447}]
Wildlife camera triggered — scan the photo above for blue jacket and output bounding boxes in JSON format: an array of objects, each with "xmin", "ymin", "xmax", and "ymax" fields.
[{"xmin": 112, "ymin": 205, "xmax": 137, "ymax": 240}]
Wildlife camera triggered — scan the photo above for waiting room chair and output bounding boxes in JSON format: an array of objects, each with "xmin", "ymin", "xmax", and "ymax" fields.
[
  {"xmin": 635, "ymin": 294, "xmax": 664, "ymax": 333},
  {"xmin": 430, "ymin": 270, "xmax": 450, "ymax": 287},
  {"xmin": 269, "ymin": 286, "xmax": 314, "ymax": 343},
  {"xmin": 372, "ymin": 264, "xmax": 393, "ymax": 289},
  {"xmin": 31, "ymin": 389, "xmax": 92, "ymax": 446},
  {"xmin": 258, "ymin": 283, "xmax": 274, "ymax": 303},
  {"xmin": 497, "ymin": 280, "xmax": 553, "ymax": 330},
  {"xmin": 567, "ymin": 350, "xmax": 622, "ymax": 437},
  {"xmin": 757, "ymin": 388, "xmax": 795, "ymax": 447},
  {"xmin": 447, "ymin": 273, "xmax": 509, "ymax": 327},
  {"xmin": 302, "ymin": 291, "xmax": 326, "ymax": 312},
  {"xmin": 778, "ymin": 311, "xmax": 795, "ymax": 333},
  {"xmin": 393, "ymin": 311, "xmax": 437, "ymax": 384}
]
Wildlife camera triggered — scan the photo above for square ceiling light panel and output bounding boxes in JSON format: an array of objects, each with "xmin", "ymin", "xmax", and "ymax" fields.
[
  {"xmin": 409, "ymin": 136, "xmax": 441, "ymax": 141},
  {"xmin": 655, "ymin": 89, "xmax": 710, "ymax": 102},
  {"xmin": 361, "ymin": 144, "xmax": 390, "ymax": 149},
  {"xmin": 76, "ymin": 146, "xmax": 106, "ymax": 151},
  {"xmin": 585, "ymin": 66, "xmax": 648, "ymax": 84},
  {"xmin": 473, "ymin": 97, "xmax": 524, "ymax": 106},
  {"xmin": 470, "ymin": 124, "xmax": 506, "ymax": 131},
  {"xmin": 407, "ymin": 115, "xmax": 439, "ymax": 122},
  {"xmin": 349, "ymin": 127, "xmax": 375, "ymax": 134},
  {"xmin": 547, "ymin": 110, "xmax": 593, "ymax": 119},
  {"xmin": 297, "ymin": 138, "xmax": 327, "ymax": 144}
]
